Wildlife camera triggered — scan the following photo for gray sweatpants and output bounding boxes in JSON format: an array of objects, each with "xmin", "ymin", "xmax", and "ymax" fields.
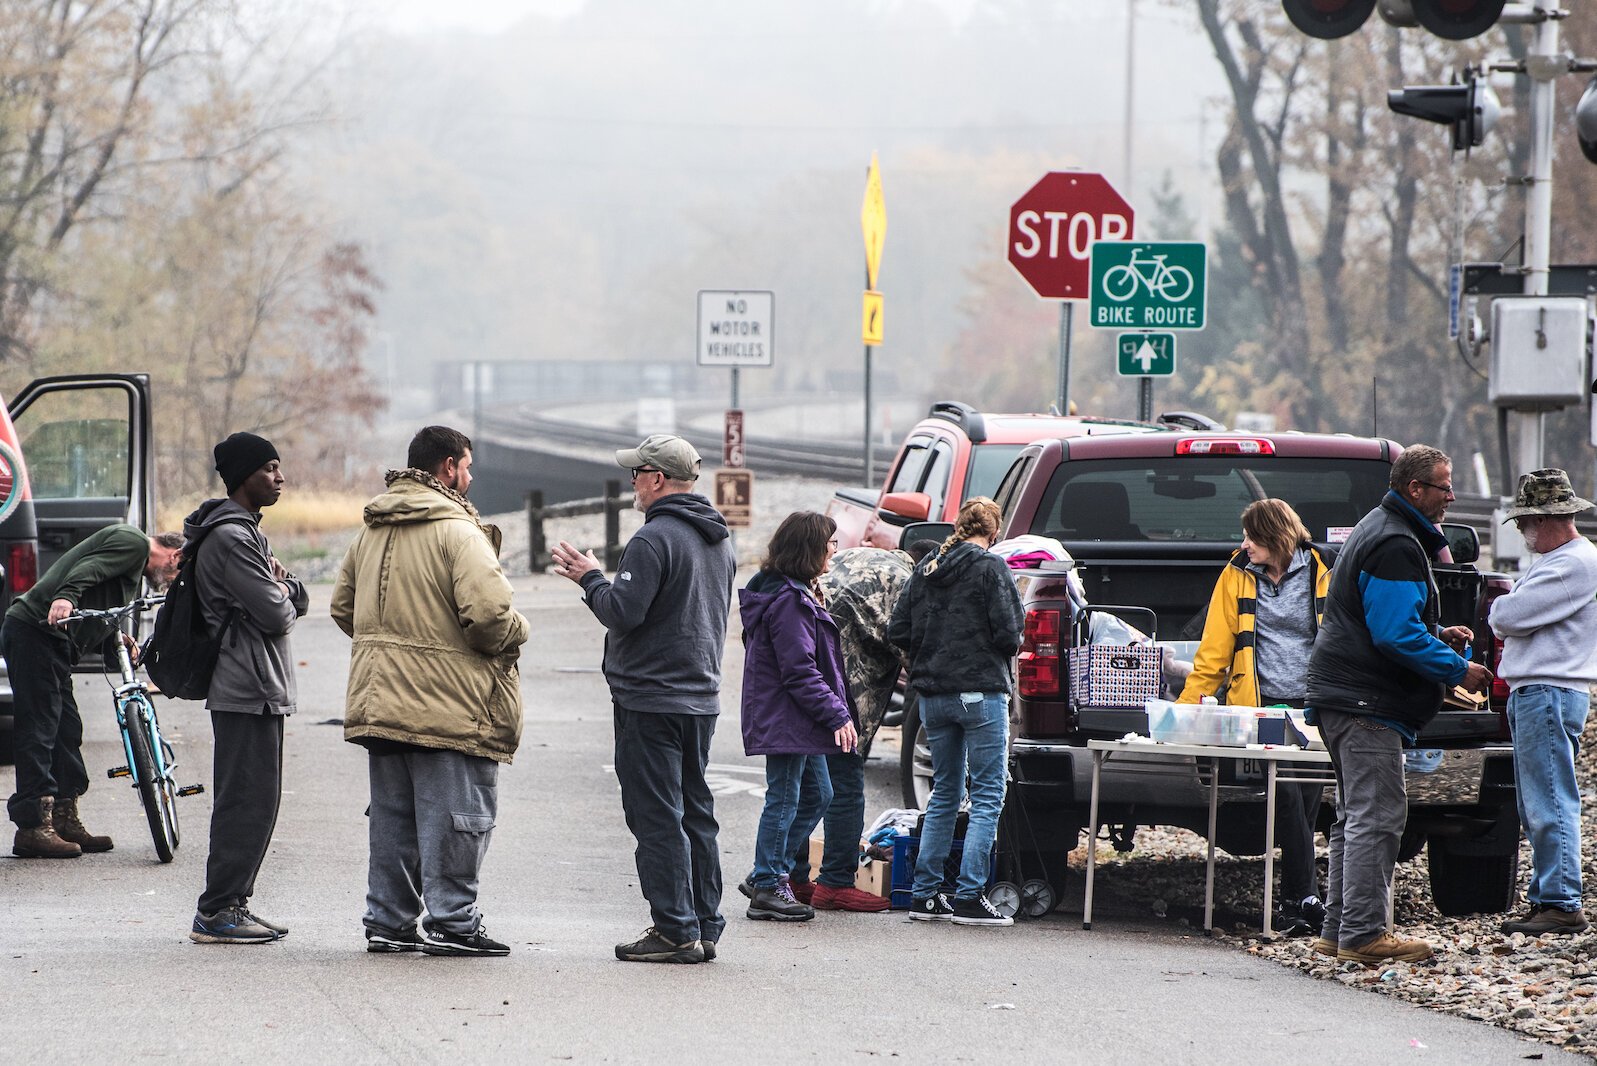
[
  {"xmin": 1319, "ymin": 708, "xmax": 1407, "ymax": 948},
  {"xmin": 364, "ymin": 748, "xmax": 499, "ymax": 936}
]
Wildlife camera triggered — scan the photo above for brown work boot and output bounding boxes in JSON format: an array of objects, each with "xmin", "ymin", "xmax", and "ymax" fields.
[
  {"xmin": 1310, "ymin": 937, "xmax": 1338, "ymax": 958},
  {"xmin": 12, "ymin": 799, "xmax": 83, "ymax": 859},
  {"xmin": 52, "ymin": 795, "xmax": 113, "ymax": 852},
  {"xmin": 1500, "ymin": 905, "xmax": 1590, "ymax": 936},
  {"xmin": 1337, "ymin": 931, "xmax": 1432, "ymax": 964}
]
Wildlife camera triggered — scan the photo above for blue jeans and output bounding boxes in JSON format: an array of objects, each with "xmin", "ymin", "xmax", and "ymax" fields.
[
  {"xmin": 789, "ymin": 751, "xmax": 866, "ymax": 888},
  {"xmin": 1509, "ymin": 684, "xmax": 1589, "ymax": 910},
  {"xmin": 751, "ymin": 754, "xmax": 831, "ymax": 889},
  {"xmin": 912, "ymin": 692, "xmax": 1008, "ymax": 900}
]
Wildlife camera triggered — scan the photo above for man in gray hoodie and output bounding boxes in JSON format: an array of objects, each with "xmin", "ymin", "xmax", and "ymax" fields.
[
  {"xmin": 1490, "ymin": 469, "xmax": 1597, "ymax": 937},
  {"xmin": 551, "ymin": 434, "xmax": 736, "ymax": 964},
  {"xmin": 186, "ymin": 432, "xmax": 309, "ymax": 945}
]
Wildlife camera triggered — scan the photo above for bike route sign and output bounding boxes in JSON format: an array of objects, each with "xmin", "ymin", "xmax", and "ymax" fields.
[
  {"xmin": 1116, "ymin": 332, "xmax": 1176, "ymax": 377},
  {"xmin": 1088, "ymin": 241, "xmax": 1207, "ymax": 330}
]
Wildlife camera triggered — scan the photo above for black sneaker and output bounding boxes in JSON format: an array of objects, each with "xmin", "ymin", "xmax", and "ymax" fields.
[
  {"xmin": 366, "ymin": 926, "xmax": 424, "ymax": 953},
  {"xmin": 908, "ymin": 892, "xmax": 953, "ymax": 921},
  {"xmin": 615, "ymin": 926, "xmax": 705, "ymax": 963},
  {"xmin": 422, "ymin": 923, "xmax": 510, "ymax": 957},
  {"xmin": 737, "ymin": 876, "xmax": 755, "ymax": 900},
  {"xmin": 747, "ymin": 882, "xmax": 815, "ymax": 922},
  {"xmin": 243, "ymin": 909, "xmax": 288, "ymax": 938},
  {"xmin": 950, "ymin": 893, "xmax": 1014, "ymax": 927},
  {"xmin": 189, "ymin": 906, "xmax": 280, "ymax": 944},
  {"xmin": 701, "ymin": 939, "xmax": 717, "ymax": 962}
]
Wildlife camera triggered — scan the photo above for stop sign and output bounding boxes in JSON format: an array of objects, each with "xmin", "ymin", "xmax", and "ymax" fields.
[{"xmin": 1008, "ymin": 172, "xmax": 1134, "ymax": 299}]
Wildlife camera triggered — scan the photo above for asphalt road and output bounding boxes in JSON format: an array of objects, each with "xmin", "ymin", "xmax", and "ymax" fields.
[{"xmin": 0, "ymin": 574, "xmax": 1583, "ymax": 1065}]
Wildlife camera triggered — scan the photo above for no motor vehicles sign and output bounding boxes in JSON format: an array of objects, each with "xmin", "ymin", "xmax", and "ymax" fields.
[{"xmin": 697, "ymin": 290, "xmax": 774, "ymax": 367}]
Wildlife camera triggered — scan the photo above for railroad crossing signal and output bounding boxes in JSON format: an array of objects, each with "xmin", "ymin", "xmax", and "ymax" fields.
[
  {"xmin": 1089, "ymin": 241, "xmax": 1208, "ymax": 331},
  {"xmin": 1117, "ymin": 333, "xmax": 1176, "ymax": 377}
]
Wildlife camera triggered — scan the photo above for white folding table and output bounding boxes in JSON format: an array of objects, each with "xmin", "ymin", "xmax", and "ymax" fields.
[{"xmin": 1082, "ymin": 738, "xmax": 1336, "ymax": 937}]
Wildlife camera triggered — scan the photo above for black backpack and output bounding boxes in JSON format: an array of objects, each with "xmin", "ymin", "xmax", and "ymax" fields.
[{"xmin": 144, "ymin": 524, "xmax": 238, "ymax": 700}]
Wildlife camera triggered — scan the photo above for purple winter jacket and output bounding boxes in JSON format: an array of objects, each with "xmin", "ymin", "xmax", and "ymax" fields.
[{"xmin": 739, "ymin": 571, "xmax": 857, "ymax": 756}]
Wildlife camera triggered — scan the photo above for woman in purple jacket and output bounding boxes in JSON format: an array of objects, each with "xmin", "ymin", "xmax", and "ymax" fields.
[{"xmin": 740, "ymin": 511, "xmax": 859, "ymax": 922}]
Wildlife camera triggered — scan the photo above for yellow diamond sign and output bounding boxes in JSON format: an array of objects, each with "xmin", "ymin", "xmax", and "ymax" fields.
[{"xmin": 861, "ymin": 153, "xmax": 886, "ymax": 290}]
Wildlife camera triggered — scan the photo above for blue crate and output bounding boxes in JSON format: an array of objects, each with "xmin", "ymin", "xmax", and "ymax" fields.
[{"xmin": 887, "ymin": 834, "xmax": 994, "ymax": 910}]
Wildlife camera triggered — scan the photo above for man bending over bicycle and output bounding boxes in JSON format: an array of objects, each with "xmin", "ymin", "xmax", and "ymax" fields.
[{"xmin": 4, "ymin": 527, "xmax": 182, "ymax": 859}]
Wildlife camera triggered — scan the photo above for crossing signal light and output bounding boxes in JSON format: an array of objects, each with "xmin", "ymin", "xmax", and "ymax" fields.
[
  {"xmin": 1282, "ymin": 0, "xmax": 1506, "ymax": 40},
  {"xmin": 1577, "ymin": 77, "xmax": 1597, "ymax": 165},
  {"xmin": 1281, "ymin": 0, "xmax": 1376, "ymax": 39},
  {"xmin": 1411, "ymin": 0, "xmax": 1507, "ymax": 40},
  {"xmin": 1387, "ymin": 78, "xmax": 1500, "ymax": 150}
]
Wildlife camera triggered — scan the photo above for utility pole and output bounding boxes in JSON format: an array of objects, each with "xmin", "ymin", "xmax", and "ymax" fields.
[{"xmin": 1513, "ymin": 0, "xmax": 1558, "ymax": 482}]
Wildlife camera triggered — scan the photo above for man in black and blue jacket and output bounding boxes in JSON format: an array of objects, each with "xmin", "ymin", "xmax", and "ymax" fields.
[{"xmin": 1306, "ymin": 445, "xmax": 1492, "ymax": 966}]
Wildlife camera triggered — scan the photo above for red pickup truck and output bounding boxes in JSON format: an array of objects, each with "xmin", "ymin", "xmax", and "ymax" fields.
[
  {"xmin": 827, "ymin": 401, "xmax": 1162, "ymax": 550},
  {"xmin": 921, "ymin": 428, "xmax": 1519, "ymax": 918}
]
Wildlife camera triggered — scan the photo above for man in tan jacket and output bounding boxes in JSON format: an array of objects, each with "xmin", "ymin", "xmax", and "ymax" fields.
[{"xmin": 331, "ymin": 425, "xmax": 529, "ymax": 957}]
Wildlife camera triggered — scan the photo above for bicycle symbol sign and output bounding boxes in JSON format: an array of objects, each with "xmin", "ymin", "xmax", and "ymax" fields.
[{"xmin": 1088, "ymin": 241, "xmax": 1207, "ymax": 331}]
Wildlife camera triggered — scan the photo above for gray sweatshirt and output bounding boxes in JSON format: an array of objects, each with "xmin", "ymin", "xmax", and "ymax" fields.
[
  {"xmin": 1488, "ymin": 535, "xmax": 1597, "ymax": 691},
  {"xmin": 183, "ymin": 498, "xmax": 310, "ymax": 715},
  {"xmin": 578, "ymin": 492, "xmax": 736, "ymax": 715}
]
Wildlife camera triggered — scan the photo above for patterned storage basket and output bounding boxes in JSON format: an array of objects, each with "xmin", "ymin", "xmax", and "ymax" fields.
[{"xmin": 1066, "ymin": 644, "xmax": 1165, "ymax": 709}]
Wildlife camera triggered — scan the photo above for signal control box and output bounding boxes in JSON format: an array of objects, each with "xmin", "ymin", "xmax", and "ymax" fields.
[{"xmin": 1489, "ymin": 296, "xmax": 1590, "ymax": 409}]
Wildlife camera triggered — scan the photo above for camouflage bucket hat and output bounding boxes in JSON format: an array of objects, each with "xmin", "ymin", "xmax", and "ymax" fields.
[{"xmin": 1502, "ymin": 468, "xmax": 1595, "ymax": 521}]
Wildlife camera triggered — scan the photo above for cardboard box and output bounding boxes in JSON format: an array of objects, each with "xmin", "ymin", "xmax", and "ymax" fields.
[{"xmin": 808, "ymin": 834, "xmax": 891, "ymax": 900}]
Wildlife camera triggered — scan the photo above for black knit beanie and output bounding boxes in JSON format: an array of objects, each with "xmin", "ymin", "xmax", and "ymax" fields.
[{"xmin": 213, "ymin": 432, "xmax": 279, "ymax": 494}]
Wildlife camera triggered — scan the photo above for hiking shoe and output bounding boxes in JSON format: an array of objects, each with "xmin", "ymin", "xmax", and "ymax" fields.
[
  {"xmin": 366, "ymin": 926, "xmax": 424, "ymax": 953},
  {"xmin": 1500, "ymin": 905, "xmax": 1590, "ymax": 936},
  {"xmin": 52, "ymin": 796, "xmax": 113, "ymax": 853},
  {"xmin": 190, "ymin": 907, "xmax": 280, "ymax": 944},
  {"xmin": 950, "ymin": 893, "xmax": 1014, "ymax": 927},
  {"xmin": 615, "ymin": 927, "xmax": 705, "ymax": 963},
  {"xmin": 13, "ymin": 799, "xmax": 81, "ymax": 859},
  {"xmin": 243, "ymin": 909, "xmax": 288, "ymax": 937},
  {"xmin": 908, "ymin": 893, "xmax": 953, "ymax": 921},
  {"xmin": 811, "ymin": 883, "xmax": 890, "ymax": 912},
  {"xmin": 737, "ymin": 876, "xmax": 756, "ymax": 900},
  {"xmin": 1310, "ymin": 937, "xmax": 1338, "ymax": 958},
  {"xmin": 747, "ymin": 882, "xmax": 815, "ymax": 922},
  {"xmin": 1337, "ymin": 932, "xmax": 1432, "ymax": 964},
  {"xmin": 422, "ymin": 924, "xmax": 510, "ymax": 957},
  {"xmin": 790, "ymin": 878, "xmax": 815, "ymax": 905}
]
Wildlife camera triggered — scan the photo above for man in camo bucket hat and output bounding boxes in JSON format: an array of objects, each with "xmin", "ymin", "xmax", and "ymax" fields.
[{"xmin": 1491, "ymin": 469, "xmax": 1597, "ymax": 936}]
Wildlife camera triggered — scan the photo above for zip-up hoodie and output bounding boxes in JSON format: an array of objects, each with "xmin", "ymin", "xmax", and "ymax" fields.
[
  {"xmin": 887, "ymin": 540, "xmax": 1024, "ymax": 696},
  {"xmin": 579, "ymin": 491, "xmax": 736, "ymax": 715},
  {"xmin": 183, "ymin": 498, "xmax": 309, "ymax": 715}
]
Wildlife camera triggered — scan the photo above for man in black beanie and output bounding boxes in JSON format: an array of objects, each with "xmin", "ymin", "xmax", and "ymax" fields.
[{"xmin": 184, "ymin": 432, "xmax": 309, "ymax": 944}]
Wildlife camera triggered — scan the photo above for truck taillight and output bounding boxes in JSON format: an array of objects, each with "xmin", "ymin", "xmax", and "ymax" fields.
[
  {"xmin": 1018, "ymin": 608, "xmax": 1061, "ymax": 698},
  {"xmin": 1175, "ymin": 438, "xmax": 1275, "ymax": 456},
  {"xmin": 8, "ymin": 542, "xmax": 36, "ymax": 594},
  {"xmin": 1489, "ymin": 635, "xmax": 1510, "ymax": 702}
]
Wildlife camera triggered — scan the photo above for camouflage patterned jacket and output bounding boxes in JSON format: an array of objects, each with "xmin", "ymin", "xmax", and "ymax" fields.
[{"xmin": 821, "ymin": 547, "xmax": 913, "ymax": 744}]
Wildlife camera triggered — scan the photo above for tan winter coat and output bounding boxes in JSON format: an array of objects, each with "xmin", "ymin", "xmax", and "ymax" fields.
[{"xmin": 331, "ymin": 471, "xmax": 530, "ymax": 762}]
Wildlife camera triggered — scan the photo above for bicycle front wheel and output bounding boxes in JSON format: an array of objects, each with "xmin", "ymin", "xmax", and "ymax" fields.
[
  {"xmin": 1101, "ymin": 264, "xmax": 1139, "ymax": 301},
  {"xmin": 125, "ymin": 697, "xmax": 177, "ymax": 862}
]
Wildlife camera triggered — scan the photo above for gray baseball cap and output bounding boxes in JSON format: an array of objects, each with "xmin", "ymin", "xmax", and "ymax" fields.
[{"xmin": 615, "ymin": 434, "xmax": 701, "ymax": 481}]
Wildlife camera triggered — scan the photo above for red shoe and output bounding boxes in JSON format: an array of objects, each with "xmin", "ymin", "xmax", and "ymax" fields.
[
  {"xmin": 789, "ymin": 879, "xmax": 815, "ymax": 905},
  {"xmin": 810, "ymin": 884, "xmax": 890, "ymax": 912}
]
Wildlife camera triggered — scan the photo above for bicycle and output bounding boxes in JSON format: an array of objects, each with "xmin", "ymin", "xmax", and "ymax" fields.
[
  {"xmin": 61, "ymin": 596, "xmax": 203, "ymax": 862},
  {"xmin": 1101, "ymin": 247, "xmax": 1195, "ymax": 303}
]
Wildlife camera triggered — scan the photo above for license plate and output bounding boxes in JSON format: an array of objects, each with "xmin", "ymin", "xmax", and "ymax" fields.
[{"xmin": 1219, "ymin": 758, "xmax": 1265, "ymax": 785}]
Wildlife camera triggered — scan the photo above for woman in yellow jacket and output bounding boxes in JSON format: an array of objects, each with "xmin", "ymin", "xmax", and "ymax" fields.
[{"xmin": 1178, "ymin": 498, "xmax": 1333, "ymax": 937}]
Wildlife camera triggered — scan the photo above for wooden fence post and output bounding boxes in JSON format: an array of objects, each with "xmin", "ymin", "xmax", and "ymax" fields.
[
  {"xmin": 526, "ymin": 490, "xmax": 545, "ymax": 571},
  {"xmin": 604, "ymin": 479, "xmax": 623, "ymax": 568}
]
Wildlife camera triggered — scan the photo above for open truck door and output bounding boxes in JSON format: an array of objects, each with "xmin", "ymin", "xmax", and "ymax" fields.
[{"xmin": 0, "ymin": 373, "xmax": 155, "ymax": 754}]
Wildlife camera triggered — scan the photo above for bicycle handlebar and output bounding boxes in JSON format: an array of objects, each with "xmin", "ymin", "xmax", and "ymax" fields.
[{"xmin": 58, "ymin": 595, "xmax": 167, "ymax": 626}]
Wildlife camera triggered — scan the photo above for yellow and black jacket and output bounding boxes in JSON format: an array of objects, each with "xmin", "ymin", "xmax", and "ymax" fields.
[{"xmin": 1176, "ymin": 543, "xmax": 1333, "ymax": 707}]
